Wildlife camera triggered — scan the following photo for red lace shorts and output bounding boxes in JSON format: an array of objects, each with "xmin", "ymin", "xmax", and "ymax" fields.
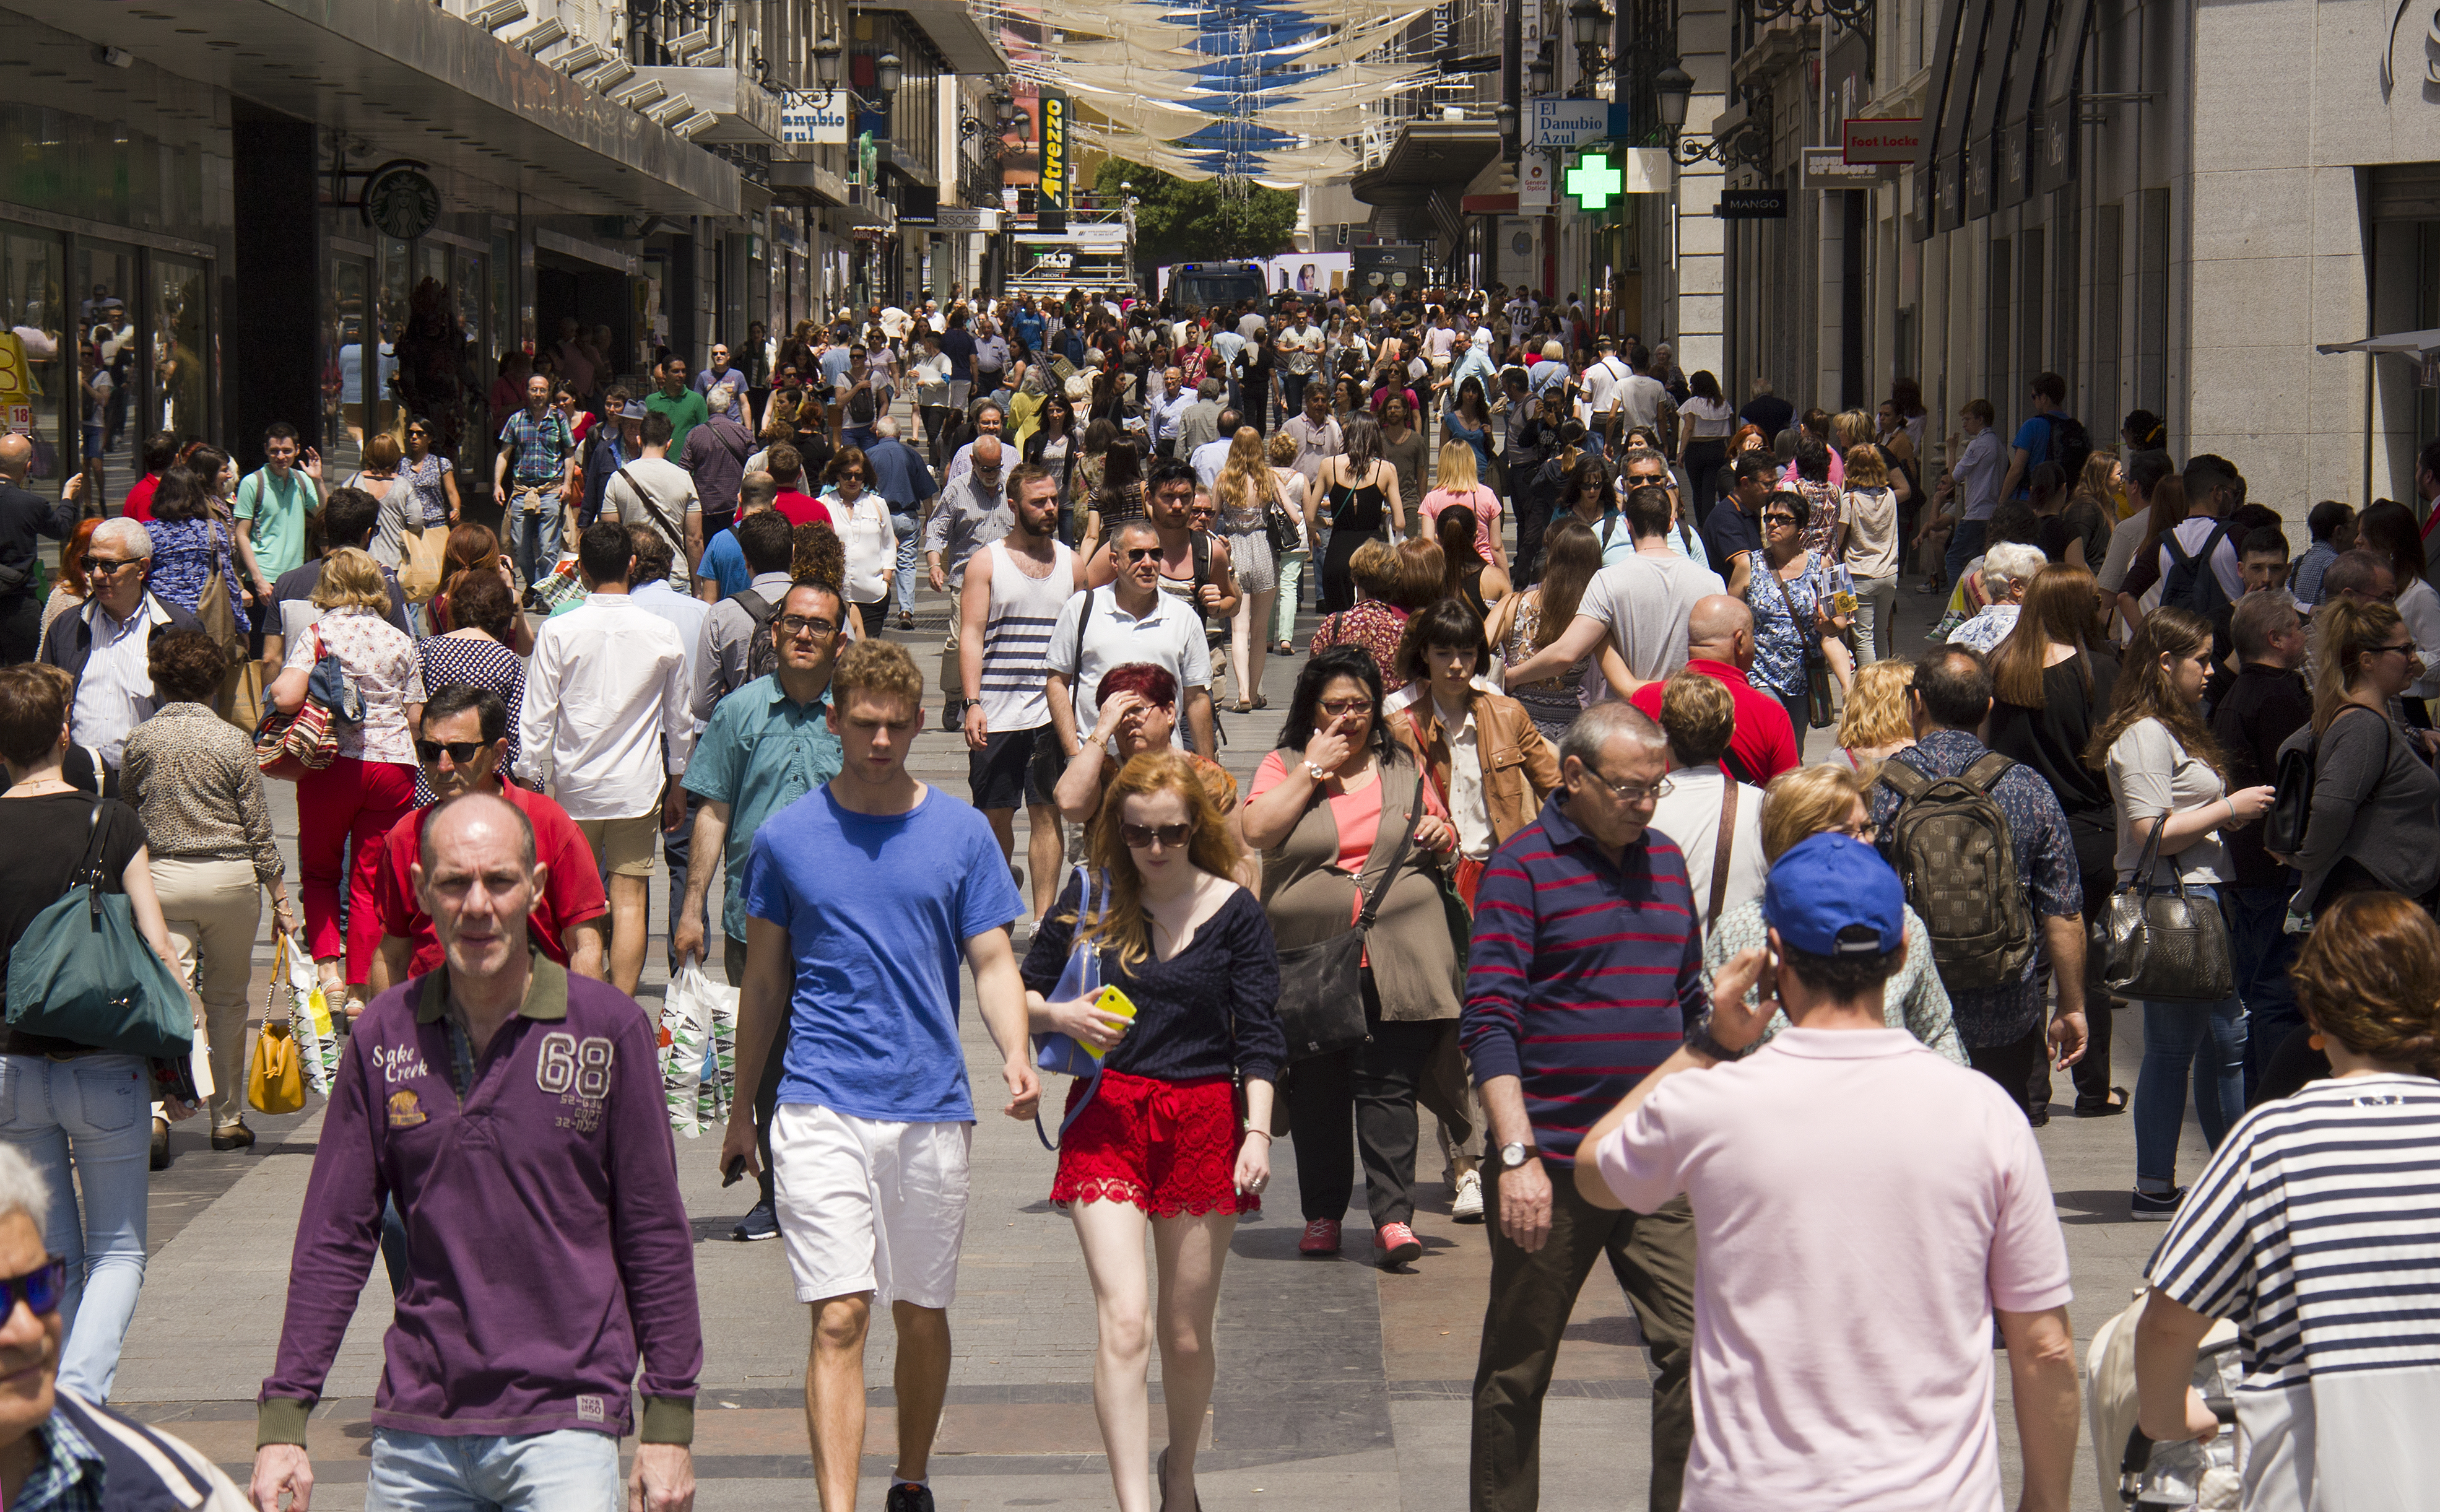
[{"xmin": 1050, "ymin": 1068, "xmax": 1257, "ymax": 1217}]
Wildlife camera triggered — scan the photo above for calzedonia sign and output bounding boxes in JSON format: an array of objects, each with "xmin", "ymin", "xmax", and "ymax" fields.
[{"xmin": 1037, "ymin": 95, "xmax": 1069, "ymax": 209}]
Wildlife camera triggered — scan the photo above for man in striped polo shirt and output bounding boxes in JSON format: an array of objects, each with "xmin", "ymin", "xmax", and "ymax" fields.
[{"xmin": 1461, "ymin": 700, "xmax": 1703, "ymax": 1512}]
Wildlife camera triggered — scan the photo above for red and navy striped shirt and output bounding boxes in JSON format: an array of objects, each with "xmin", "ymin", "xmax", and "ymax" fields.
[{"xmin": 1461, "ymin": 793, "xmax": 1706, "ymax": 1167}]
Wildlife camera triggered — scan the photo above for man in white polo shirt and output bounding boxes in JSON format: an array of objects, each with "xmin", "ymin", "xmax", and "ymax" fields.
[
  {"xmin": 1574, "ymin": 834, "xmax": 2080, "ymax": 1512},
  {"xmin": 1044, "ymin": 517, "xmax": 1215, "ymax": 762}
]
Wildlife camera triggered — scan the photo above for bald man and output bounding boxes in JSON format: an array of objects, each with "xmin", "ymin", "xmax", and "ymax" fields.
[
  {"xmin": 923, "ymin": 436, "xmax": 1016, "ymax": 726},
  {"xmin": 0, "ymin": 432, "xmax": 82, "ymax": 663},
  {"xmin": 1625, "ymin": 596, "xmax": 1802, "ymax": 784},
  {"xmin": 254, "ymin": 792, "xmax": 701, "ymax": 1512}
]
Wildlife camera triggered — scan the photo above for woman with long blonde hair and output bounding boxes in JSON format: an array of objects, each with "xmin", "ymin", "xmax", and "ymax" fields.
[
  {"xmin": 1022, "ymin": 750, "xmax": 1285, "ymax": 1512},
  {"xmin": 1420, "ymin": 439, "xmax": 1506, "ymax": 571},
  {"xmin": 1212, "ymin": 427, "xmax": 1281, "ymax": 711}
]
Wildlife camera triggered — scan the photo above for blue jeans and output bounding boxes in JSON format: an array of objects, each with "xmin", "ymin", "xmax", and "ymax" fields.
[
  {"xmin": 1943, "ymin": 518, "xmax": 1987, "ymax": 591},
  {"xmin": 891, "ymin": 512, "xmax": 921, "ymax": 615},
  {"xmin": 506, "ymin": 486, "xmax": 563, "ymax": 589},
  {"xmin": 2226, "ymin": 884, "xmax": 2304, "ymax": 1105},
  {"xmin": 366, "ymin": 1427, "xmax": 620, "ymax": 1511},
  {"xmin": 0, "ymin": 1054, "xmax": 152, "ymax": 1401},
  {"xmin": 2134, "ymin": 884, "xmax": 2249, "ymax": 1184}
]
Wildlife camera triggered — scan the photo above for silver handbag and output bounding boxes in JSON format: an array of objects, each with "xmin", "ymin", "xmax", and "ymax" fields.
[{"xmin": 2097, "ymin": 816, "xmax": 2234, "ymax": 1003}]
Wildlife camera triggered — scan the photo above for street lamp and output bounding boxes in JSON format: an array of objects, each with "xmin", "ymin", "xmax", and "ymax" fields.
[
  {"xmin": 875, "ymin": 52, "xmax": 903, "ymax": 96},
  {"xmin": 813, "ymin": 27, "xmax": 841, "ymax": 89},
  {"xmin": 1568, "ymin": 0, "xmax": 1610, "ymax": 91},
  {"xmin": 1653, "ymin": 65, "xmax": 1693, "ymax": 138},
  {"xmin": 1527, "ymin": 48, "xmax": 1554, "ymax": 96}
]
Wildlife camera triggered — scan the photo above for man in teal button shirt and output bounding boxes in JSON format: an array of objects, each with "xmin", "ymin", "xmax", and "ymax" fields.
[{"xmin": 674, "ymin": 576, "xmax": 846, "ymax": 1241}]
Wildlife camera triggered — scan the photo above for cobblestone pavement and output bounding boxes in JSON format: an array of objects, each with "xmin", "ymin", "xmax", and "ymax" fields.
[{"xmin": 108, "ymin": 547, "xmax": 2200, "ymax": 1511}]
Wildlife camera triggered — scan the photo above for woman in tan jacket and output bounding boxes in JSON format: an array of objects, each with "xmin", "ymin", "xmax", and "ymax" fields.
[
  {"xmin": 1244, "ymin": 646, "xmax": 1465, "ymax": 1267},
  {"xmin": 1387, "ymin": 597, "xmax": 1561, "ymax": 910}
]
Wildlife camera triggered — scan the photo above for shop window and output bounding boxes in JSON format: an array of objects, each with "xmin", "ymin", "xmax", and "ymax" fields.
[
  {"xmin": 153, "ymin": 254, "xmax": 207, "ymax": 444},
  {"xmin": 1, "ymin": 229, "xmax": 67, "ymax": 497},
  {"xmin": 74, "ymin": 241, "xmax": 137, "ymax": 505}
]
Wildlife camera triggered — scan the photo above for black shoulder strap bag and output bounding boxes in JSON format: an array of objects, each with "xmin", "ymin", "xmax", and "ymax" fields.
[{"xmin": 1272, "ymin": 769, "xmax": 1424, "ymax": 1061}]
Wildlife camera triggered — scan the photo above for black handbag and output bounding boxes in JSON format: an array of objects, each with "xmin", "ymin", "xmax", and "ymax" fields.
[
  {"xmin": 2096, "ymin": 815, "xmax": 2236, "ymax": 1003},
  {"xmin": 1272, "ymin": 771, "xmax": 1424, "ymax": 1061},
  {"xmin": 1767, "ymin": 563, "xmax": 1838, "ymax": 729}
]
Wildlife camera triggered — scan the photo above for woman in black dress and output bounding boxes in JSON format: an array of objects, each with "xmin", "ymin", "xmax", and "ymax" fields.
[{"xmin": 1317, "ymin": 415, "xmax": 1402, "ymax": 615}]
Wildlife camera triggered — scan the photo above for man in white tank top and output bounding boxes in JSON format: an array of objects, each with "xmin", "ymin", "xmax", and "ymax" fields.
[{"xmin": 959, "ymin": 462, "xmax": 1088, "ymax": 925}]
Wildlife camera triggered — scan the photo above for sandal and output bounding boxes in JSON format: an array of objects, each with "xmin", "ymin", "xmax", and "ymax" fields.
[
  {"xmin": 1231, "ymin": 699, "xmax": 1254, "ymax": 713},
  {"xmin": 1253, "ymin": 694, "xmax": 1269, "ymax": 709}
]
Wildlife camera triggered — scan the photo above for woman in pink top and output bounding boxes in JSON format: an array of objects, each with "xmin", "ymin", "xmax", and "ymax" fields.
[{"xmin": 1419, "ymin": 441, "xmax": 1508, "ymax": 573}]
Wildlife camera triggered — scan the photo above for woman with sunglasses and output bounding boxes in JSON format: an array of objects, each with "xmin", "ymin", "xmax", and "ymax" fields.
[
  {"xmin": 1727, "ymin": 488, "xmax": 1854, "ymax": 740},
  {"xmin": 413, "ymin": 567, "xmax": 528, "ymax": 804},
  {"xmin": 2274, "ymin": 596, "xmax": 2440, "ymax": 918},
  {"xmin": 400, "ymin": 417, "xmax": 461, "ymax": 529},
  {"xmin": 822, "ymin": 448, "xmax": 897, "ymax": 635},
  {"xmin": 1022, "ymin": 750, "xmax": 1285, "ymax": 1512},
  {"xmin": 1244, "ymin": 648, "xmax": 1462, "ymax": 1267},
  {"xmin": 2090, "ymin": 606, "xmax": 2273, "ymax": 1220}
]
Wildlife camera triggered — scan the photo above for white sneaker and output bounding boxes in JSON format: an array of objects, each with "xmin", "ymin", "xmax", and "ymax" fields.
[{"xmin": 1451, "ymin": 1168, "xmax": 1485, "ymax": 1223}]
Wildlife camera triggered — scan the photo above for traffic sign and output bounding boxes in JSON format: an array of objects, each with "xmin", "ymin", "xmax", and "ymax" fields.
[
  {"xmin": 1566, "ymin": 151, "xmax": 1624, "ymax": 211},
  {"xmin": 1530, "ymin": 97, "xmax": 1632, "ymax": 150}
]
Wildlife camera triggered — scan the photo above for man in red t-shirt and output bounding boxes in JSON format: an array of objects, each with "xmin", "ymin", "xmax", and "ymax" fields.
[
  {"xmin": 764, "ymin": 441, "xmax": 831, "ymax": 528},
  {"xmin": 1626, "ymin": 595, "xmax": 1800, "ymax": 785},
  {"xmin": 367, "ymin": 687, "xmax": 609, "ymax": 991},
  {"xmin": 119, "ymin": 433, "xmax": 178, "ymax": 522}
]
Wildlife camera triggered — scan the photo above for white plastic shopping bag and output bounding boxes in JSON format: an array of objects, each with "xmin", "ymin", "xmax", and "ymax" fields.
[
  {"xmin": 277, "ymin": 934, "xmax": 336, "ymax": 1096},
  {"xmin": 659, "ymin": 962, "xmax": 739, "ymax": 1137}
]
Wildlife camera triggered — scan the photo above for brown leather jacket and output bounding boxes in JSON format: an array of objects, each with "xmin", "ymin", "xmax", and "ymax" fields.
[{"xmin": 1388, "ymin": 687, "xmax": 1562, "ymax": 851}]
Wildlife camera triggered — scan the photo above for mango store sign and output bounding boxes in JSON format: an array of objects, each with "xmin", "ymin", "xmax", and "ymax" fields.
[
  {"xmin": 781, "ymin": 91, "xmax": 850, "ymax": 145},
  {"xmin": 1841, "ymin": 118, "xmax": 1922, "ymax": 165}
]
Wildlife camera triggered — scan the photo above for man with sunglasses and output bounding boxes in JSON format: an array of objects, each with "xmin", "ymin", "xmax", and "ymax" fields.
[
  {"xmin": 675, "ymin": 577, "xmax": 848, "ymax": 1242},
  {"xmin": 1047, "ymin": 518, "xmax": 1217, "ymax": 766},
  {"xmin": 0, "ymin": 1145, "xmax": 253, "ymax": 1505},
  {"xmin": 369, "ymin": 685, "xmax": 609, "ymax": 991}
]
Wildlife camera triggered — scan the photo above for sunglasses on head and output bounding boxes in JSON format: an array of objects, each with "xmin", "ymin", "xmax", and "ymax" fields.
[
  {"xmin": 1119, "ymin": 821, "xmax": 1192, "ymax": 849},
  {"xmin": 415, "ymin": 739, "xmax": 488, "ymax": 765}
]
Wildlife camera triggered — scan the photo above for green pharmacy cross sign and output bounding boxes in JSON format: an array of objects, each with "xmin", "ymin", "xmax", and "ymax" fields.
[{"xmin": 1566, "ymin": 150, "xmax": 1624, "ymax": 212}]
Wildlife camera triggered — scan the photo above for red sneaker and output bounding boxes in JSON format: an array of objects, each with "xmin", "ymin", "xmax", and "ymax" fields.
[
  {"xmin": 1376, "ymin": 1222, "xmax": 1423, "ymax": 1264},
  {"xmin": 1298, "ymin": 1218, "xmax": 1341, "ymax": 1255}
]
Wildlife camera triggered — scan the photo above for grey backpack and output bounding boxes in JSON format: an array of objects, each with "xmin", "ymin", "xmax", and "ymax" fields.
[{"xmin": 1875, "ymin": 754, "xmax": 2037, "ymax": 991}]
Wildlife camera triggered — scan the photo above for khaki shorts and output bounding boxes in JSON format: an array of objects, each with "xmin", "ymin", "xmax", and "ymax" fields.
[{"xmin": 575, "ymin": 812, "xmax": 660, "ymax": 877}]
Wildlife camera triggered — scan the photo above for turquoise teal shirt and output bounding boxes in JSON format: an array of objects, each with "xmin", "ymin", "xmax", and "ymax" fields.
[{"xmin": 682, "ymin": 677, "xmax": 843, "ymax": 941}]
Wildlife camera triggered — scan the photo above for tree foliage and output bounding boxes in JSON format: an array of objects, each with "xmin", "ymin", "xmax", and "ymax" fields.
[{"xmin": 1093, "ymin": 159, "xmax": 1299, "ymax": 275}]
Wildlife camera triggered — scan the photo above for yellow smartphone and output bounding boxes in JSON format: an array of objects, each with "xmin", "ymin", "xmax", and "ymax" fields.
[{"xmin": 1085, "ymin": 985, "xmax": 1139, "ymax": 1060}]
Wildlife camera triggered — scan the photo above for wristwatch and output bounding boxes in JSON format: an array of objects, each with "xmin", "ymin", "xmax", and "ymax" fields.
[
  {"xmin": 1687, "ymin": 1017, "xmax": 1753, "ymax": 1064},
  {"xmin": 1304, "ymin": 760, "xmax": 1331, "ymax": 783},
  {"xmin": 1498, "ymin": 1141, "xmax": 1540, "ymax": 1169}
]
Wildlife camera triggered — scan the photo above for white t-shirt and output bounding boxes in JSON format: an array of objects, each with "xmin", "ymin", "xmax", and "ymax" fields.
[
  {"xmin": 1617, "ymin": 373, "xmax": 1667, "ymax": 433},
  {"xmin": 1575, "ymin": 552, "xmax": 1727, "ymax": 681},
  {"xmin": 1044, "ymin": 584, "xmax": 1214, "ymax": 735},
  {"xmin": 1594, "ymin": 1028, "xmax": 2073, "ymax": 1512},
  {"xmin": 1646, "ymin": 766, "xmax": 1766, "ymax": 938},
  {"xmin": 1682, "ymin": 394, "xmax": 1734, "ymax": 439},
  {"xmin": 605, "ymin": 456, "xmax": 698, "ymax": 589},
  {"xmin": 1840, "ymin": 485, "xmax": 1901, "ymax": 580}
]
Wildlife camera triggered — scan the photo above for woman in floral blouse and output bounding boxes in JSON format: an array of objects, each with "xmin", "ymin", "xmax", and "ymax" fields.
[
  {"xmin": 266, "ymin": 548, "xmax": 425, "ymax": 1018},
  {"xmin": 141, "ymin": 466, "xmax": 248, "ymax": 637}
]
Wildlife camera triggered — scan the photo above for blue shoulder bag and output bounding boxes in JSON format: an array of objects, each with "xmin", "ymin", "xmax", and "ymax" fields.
[{"xmin": 1032, "ymin": 863, "xmax": 1110, "ymax": 1149}]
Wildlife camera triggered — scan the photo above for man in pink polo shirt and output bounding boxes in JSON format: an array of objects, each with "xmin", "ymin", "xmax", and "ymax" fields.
[{"xmin": 1574, "ymin": 833, "xmax": 2080, "ymax": 1512}]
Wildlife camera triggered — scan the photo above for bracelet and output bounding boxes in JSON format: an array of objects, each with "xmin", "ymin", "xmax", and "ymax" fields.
[
  {"xmin": 2223, "ymin": 797, "xmax": 2234, "ymax": 823},
  {"xmin": 1240, "ymin": 1121, "xmax": 1272, "ymax": 1138}
]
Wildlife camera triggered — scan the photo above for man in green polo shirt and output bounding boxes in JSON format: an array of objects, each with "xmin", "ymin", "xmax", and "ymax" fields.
[
  {"xmin": 672, "ymin": 575, "xmax": 844, "ymax": 1243},
  {"xmin": 235, "ymin": 420, "xmax": 323, "ymax": 609},
  {"xmin": 647, "ymin": 355, "xmax": 711, "ymax": 461}
]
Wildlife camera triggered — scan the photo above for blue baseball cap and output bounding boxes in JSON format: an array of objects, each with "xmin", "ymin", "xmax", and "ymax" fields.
[{"xmin": 1762, "ymin": 833, "xmax": 1904, "ymax": 957}]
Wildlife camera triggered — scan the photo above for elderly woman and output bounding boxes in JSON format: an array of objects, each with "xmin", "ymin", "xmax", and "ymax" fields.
[
  {"xmin": 267, "ymin": 547, "xmax": 426, "ymax": 1017},
  {"xmin": 1054, "ymin": 661, "xmax": 1240, "ymax": 829},
  {"xmin": 1310, "ymin": 537, "xmax": 1445, "ymax": 694},
  {"xmin": 1246, "ymin": 647, "xmax": 1461, "ymax": 1266},
  {"xmin": 121, "ymin": 628, "xmax": 292, "ymax": 1152},
  {"xmin": 1949, "ymin": 540, "xmax": 2047, "ymax": 654},
  {"xmin": 1701, "ymin": 763, "xmax": 1965, "ymax": 1061}
]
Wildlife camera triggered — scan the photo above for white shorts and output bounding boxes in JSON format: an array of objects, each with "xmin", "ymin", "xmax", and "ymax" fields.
[{"xmin": 771, "ymin": 1102, "xmax": 973, "ymax": 1308}]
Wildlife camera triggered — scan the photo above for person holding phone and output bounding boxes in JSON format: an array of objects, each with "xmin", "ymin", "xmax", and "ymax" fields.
[{"xmin": 1022, "ymin": 750, "xmax": 1283, "ymax": 1512}]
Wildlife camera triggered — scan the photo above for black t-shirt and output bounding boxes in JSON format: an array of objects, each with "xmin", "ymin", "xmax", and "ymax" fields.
[
  {"xmin": 1985, "ymin": 651, "xmax": 2121, "ymax": 874},
  {"xmin": 0, "ymin": 793, "xmax": 147, "ymax": 1041},
  {"xmin": 1740, "ymin": 394, "xmax": 1794, "ymax": 439},
  {"xmin": 2033, "ymin": 514, "xmax": 2075, "ymax": 565},
  {"xmin": 938, "ymin": 329, "xmax": 978, "ymax": 381}
]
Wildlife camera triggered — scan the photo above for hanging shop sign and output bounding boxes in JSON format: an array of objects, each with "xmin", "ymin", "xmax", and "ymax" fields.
[
  {"xmin": 781, "ymin": 90, "xmax": 851, "ymax": 145},
  {"xmin": 1713, "ymin": 189, "xmax": 1789, "ymax": 219},
  {"xmin": 1038, "ymin": 94, "xmax": 1070, "ymax": 209},
  {"xmin": 363, "ymin": 162, "xmax": 441, "ymax": 241}
]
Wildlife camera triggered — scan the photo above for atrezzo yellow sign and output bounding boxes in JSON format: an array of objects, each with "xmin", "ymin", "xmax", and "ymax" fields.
[{"xmin": 1038, "ymin": 94, "xmax": 1068, "ymax": 209}]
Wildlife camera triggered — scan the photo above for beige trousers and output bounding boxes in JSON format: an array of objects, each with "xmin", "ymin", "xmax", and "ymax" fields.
[{"xmin": 152, "ymin": 856, "xmax": 263, "ymax": 1127}]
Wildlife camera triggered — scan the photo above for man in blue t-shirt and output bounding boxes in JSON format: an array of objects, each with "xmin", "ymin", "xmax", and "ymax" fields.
[
  {"xmin": 938, "ymin": 310, "xmax": 979, "ymax": 414},
  {"xmin": 1998, "ymin": 370, "xmax": 2070, "ymax": 505},
  {"xmin": 721, "ymin": 638, "xmax": 1039, "ymax": 1512}
]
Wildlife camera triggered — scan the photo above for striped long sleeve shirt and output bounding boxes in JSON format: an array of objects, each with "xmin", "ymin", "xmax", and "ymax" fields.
[{"xmin": 1461, "ymin": 794, "xmax": 1707, "ymax": 1167}]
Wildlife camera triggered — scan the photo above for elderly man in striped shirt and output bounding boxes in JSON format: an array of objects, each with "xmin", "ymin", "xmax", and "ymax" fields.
[{"xmin": 1460, "ymin": 700, "xmax": 1703, "ymax": 1512}]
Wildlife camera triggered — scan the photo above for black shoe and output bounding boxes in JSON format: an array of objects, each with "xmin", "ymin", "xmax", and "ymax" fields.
[
  {"xmin": 940, "ymin": 698, "xmax": 963, "ymax": 732},
  {"xmin": 2026, "ymin": 1104, "xmax": 2050, "ymax": 1129},
  {"xmin": 2075, "ymin": 1087, "xmax": 2130, "ymax": 1118},
  {"xmin": 149, "ymin": 1117, "xmax": 170, "ymax": 1171},
  {"xmin": 729, "ymin": 1200, "xmax": 779, "ymax": 1241},
  {"xmin": 211, "ymin": 1121, "xmax": 256, "ymax": 1152},
  {"xmin": 885, "ymin": 1482, "xmax": 935, "ymax": 1512},
  {"xmin": 2130, "ymin": 1186, "xmax": 2187, "ymax": 1221}
]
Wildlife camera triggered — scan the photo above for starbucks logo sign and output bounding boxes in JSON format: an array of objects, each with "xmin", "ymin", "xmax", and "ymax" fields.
[{"xmin": 363, "ymin": 164, "xmax": 441, "ymax": 241}]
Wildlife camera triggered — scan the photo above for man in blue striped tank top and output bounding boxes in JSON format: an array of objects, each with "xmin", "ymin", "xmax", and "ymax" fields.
[{"xmin": 959, "ymin": 463, "xmax": 1088, "ymax": 927}]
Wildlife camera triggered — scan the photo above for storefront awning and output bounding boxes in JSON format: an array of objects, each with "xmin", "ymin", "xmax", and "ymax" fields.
[{"xmin": 25, "ymin": 0, "xmax": 740, "ymax": 217}]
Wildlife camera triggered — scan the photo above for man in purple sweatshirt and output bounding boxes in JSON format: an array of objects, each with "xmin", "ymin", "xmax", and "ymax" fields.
[{"xmin": 250, "ymin": 793, "xmax": 701, "ymax": 1511}]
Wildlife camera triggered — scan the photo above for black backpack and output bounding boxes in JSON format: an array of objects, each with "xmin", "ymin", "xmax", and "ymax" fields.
[
  {"xmin": 2160, "ymin": 522, "xmax": 2235, "ymax": 622},
  {"xmin": 1875, "ymin": 753, "xmax": 2038, "ymax": 992},
  {"xmin": 726, "ymin": 587, "xmax": 782, "ymax": 688},
  {"xmin": 2042, "ymin": 412, "xmax": 2093, "ymax": 486}
]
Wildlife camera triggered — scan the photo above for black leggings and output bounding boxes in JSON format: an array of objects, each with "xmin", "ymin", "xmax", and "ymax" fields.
[{"xmin": 1284, "ymin": 973, "xmax": 1441, "ymax": 1228}]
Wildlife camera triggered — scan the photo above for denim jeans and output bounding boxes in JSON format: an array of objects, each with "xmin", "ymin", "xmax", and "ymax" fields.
[
  {"xmin": 0, "ymin": 1054, "xmax": 152, "ymax": 1401},
  {"xmin": 2226, "ymin": 884, "xmax": 2304, "ymax": 1105},
  {"xmin": 506, "ymin": 486, "xmax": 563, "ymax": 589},
  {"xmin": 1942, "ymin": 518, "xmax": 1988, "ymax": 592},
  {"xmin": 2134, "ymin": 882, "xmax": 2249, "ymax": 1184},
  {"xmin": 366, "ymin": 1427, "xmax": 620, "ymax": 1511},
  {"xmin": 890, "ymin": 511, "xmax": 921, "ymax": 615}
]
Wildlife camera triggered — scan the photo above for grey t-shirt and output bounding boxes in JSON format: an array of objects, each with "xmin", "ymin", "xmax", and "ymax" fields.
[
  {"xmin": 1576, "ymin": 553, "xmax": 1729, "ymax": 682},
  {"xmin": 2106, "ymin": 717, "xmax": 2227, "ymax": 884},
  {"xmin": 605, "ymin": 456, "xmax": 697, "ymax": 588}
]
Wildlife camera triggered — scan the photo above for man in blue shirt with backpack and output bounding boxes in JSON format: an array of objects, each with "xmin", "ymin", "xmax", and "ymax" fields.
[{"xmin": 1996, "ymin": 371, "xmax": 2090, "ymax": 506}]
